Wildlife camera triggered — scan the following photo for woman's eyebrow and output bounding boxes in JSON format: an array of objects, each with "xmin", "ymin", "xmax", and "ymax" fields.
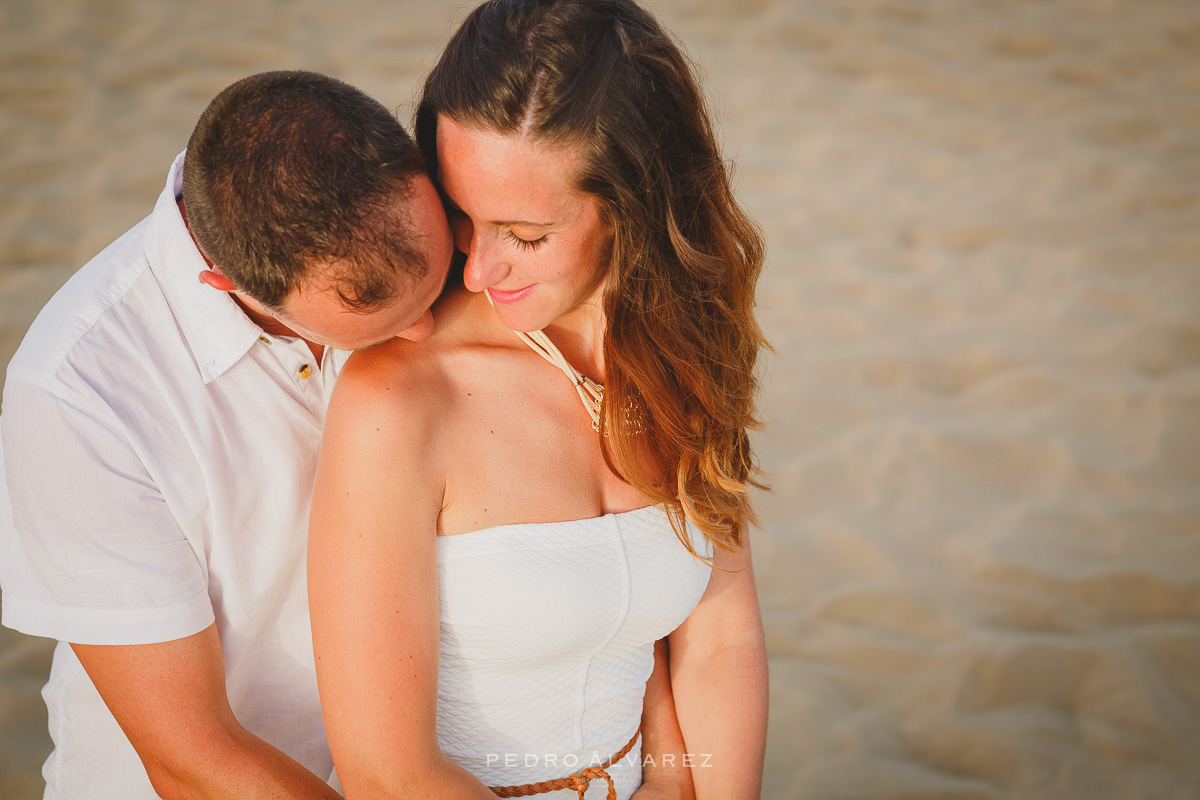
[
  {"xmin": 489, "ymin": 217, "xmax": 556, "ymax": 227},
  {"xmin": 441, "ymin": 195, "xmax": 553, "ymax": 228}
]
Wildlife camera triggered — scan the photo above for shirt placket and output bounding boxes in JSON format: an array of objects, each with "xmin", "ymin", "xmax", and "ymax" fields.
[{"xmin": 258, "ymin": 334, "xmax": 328, "ymax": 410}]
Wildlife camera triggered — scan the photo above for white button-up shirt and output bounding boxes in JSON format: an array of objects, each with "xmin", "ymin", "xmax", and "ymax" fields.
[{"xmin": 1, "ymin": 152, "xmax": 347, "ymax": 798}]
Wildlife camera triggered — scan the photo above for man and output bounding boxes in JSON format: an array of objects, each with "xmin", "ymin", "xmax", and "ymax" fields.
[
  {"xmin": 1, "ymin": 69, "xmax": 692, "ymax": 800},
  {"xmin": 0, "ymin": 70, "xmax": 451, "ymax": 799}
]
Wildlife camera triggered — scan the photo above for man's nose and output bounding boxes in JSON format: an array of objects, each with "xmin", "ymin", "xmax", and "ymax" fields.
[{"xmin": 396, "ymin": 308, "xmax": 435, "ymax": 343}]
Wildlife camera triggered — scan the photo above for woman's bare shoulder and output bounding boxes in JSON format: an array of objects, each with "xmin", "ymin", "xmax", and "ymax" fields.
[{"xmin": 330, "ymin": 287, "xmax": 503, "ymax": 425}]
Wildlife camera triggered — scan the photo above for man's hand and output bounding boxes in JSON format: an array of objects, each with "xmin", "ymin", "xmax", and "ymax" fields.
[{"xmin": 73, "ymin": 623, "xmax": 341, "ymax": 800}]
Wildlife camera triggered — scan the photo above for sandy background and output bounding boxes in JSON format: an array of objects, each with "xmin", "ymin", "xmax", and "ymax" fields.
[{"xmin": 2, "ymin": 0, "xmax": 1199, "ymax": 797}]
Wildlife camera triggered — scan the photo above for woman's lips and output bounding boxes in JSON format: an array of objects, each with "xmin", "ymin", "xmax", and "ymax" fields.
[{"xmin": 486, "ymin": 285, "xmax": 535, "ymax": 304}]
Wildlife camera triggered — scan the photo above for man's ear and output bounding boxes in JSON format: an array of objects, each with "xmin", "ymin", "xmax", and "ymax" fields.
[{"xmin": 199, "ymin": 268, "xmax": 238, "ymax": 293}]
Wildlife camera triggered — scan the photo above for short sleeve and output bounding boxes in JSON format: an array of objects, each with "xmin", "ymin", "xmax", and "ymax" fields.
[{"xmin": 0, "ymin": 379, "xmax": 214, "ymax": 645}]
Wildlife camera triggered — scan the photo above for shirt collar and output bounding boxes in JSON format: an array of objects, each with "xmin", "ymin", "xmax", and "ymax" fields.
[{"xmin": 145, "ymin": 151, "xmax": 266, "ymax": 384}]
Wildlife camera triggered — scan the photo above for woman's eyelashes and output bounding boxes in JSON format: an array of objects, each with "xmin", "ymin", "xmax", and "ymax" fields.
[
  {"xmin": 445, "ymin": 200, "xmax": 550, "ymax": 252},
  {"xmin": 504, "ymin": 229, "xmax": 549, "ymax": 251}
]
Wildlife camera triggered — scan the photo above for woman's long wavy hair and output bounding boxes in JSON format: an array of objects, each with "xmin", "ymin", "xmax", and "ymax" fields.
[{"xmin": 416, "ymin": 0, "xmax": 768, "ymax": 555}]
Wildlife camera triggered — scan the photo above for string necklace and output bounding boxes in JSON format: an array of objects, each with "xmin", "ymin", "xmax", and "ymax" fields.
[
  {"xmin": 512, "ymin": 328, "xmax": 604, "ymax": 431},
  {"xmin": 484, "ymin": 291, "xmax": 604, "ymax": 431}
]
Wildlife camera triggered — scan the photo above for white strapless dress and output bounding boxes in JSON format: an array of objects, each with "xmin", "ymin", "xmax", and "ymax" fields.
[{"xmin": 329, "ymin": 504, "xmax": 712, "ymax": 799}]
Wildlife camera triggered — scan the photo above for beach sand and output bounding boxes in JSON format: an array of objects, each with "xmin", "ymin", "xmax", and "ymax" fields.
[{"xmin": 2, "ymin": 0, "xmax": 1199, "ymax": 797}]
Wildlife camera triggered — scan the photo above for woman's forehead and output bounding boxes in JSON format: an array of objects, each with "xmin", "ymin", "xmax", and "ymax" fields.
[{"xmin": 437, "ymin": 116, "xmax": 586, "ymax": 212}]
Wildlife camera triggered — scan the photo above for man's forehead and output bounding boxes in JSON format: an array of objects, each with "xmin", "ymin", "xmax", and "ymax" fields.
[{"xmin": 279, "ymin": 174, "xmax": 450, "ymax": 327}]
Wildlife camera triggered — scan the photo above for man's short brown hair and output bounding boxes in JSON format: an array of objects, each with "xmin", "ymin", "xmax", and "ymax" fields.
[{"xmin": 183, "ymin": 70, "xmax": 427, "ymax": 311}]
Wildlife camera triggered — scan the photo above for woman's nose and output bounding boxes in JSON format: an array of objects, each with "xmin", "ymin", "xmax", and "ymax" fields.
[{"xmin": 459, "ymin": 228, "xmax": 509, "ymax": 293}]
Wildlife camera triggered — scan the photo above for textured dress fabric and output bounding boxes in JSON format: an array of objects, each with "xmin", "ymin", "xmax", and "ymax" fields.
[
  {"xmin": 329, "ymin": 504, "xmax": 711, "ymax": 799},
  {"xmin": 435, "ymin": 504, "xmax": 712, "ymax": 799}
]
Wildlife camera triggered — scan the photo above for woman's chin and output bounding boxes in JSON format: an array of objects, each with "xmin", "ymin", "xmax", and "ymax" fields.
[{"xmin": 487, "ymin": 303, "xmax": 546, "ymax": 334}]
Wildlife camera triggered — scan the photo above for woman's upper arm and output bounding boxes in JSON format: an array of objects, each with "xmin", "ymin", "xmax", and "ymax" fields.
[
  {"xmin": 307, "ymin": 351, "xmax": 447, "ymax": 791},
  {"xmin": 670, "ymin": 541, "xmax": 765, "ymax": 658}
]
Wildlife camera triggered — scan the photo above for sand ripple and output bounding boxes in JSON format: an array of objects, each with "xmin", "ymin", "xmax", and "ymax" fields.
[{"xmin": 3, "ymin": 0, "xmax": 1200, "ymax": 797}]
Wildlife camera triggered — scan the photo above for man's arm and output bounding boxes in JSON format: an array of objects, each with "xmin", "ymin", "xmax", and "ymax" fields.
[
  {"xmin": 634, "ymin": 638, "xmax": 696, "ymax": 800},
  {"xmin": 4, "ymin": 379, "xmax": 338, "ymax": 798},
  {"xmin": 73, "ymin": 623, "xmax": 342, "ymax": 800}
]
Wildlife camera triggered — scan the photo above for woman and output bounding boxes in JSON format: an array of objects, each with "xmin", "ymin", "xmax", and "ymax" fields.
[{"xmin": 308, "ymin": 1, "xmax": 768, "ymax": 797}]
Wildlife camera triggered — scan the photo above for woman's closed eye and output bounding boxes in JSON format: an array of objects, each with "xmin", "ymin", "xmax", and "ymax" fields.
[{"xmin": 505, "ymin": 229, "xmax": 549, "ymax": 251}]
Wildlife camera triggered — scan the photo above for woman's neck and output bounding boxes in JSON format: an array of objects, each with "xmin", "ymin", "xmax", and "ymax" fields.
[{"xmin": 541, "ymin": 294, "xmax": 607, "ymax": 383}]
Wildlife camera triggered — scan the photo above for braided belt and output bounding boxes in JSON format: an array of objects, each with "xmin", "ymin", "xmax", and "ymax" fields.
[{"xmin": 489, "ymin": 726, "xmax": 641, "ymax": 800}]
